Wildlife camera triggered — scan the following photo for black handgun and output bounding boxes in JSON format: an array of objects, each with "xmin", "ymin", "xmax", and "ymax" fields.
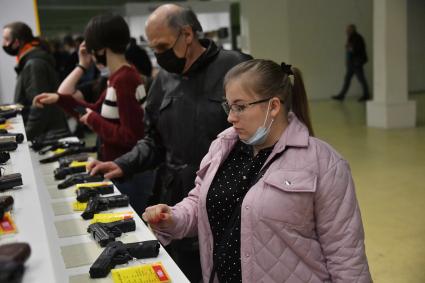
[
  {"xmin": 54, "ymin": 163, "xmax": 87, "ymax": 180},
  {"xmin": 0, "ymin": 152, "xmax": 10, "ymax": 164},
  {"xmin": 89, "ymin": 240, "xmax": 160, "ymax": 278},
  {"xmin": 0, "ymin": 242, "xmax": 31, "ymax": 283},
  {"xmin": 30, "ymin": 131, "xmax": 72, "ymax": 151},
  {"xmin": 0, "ymin": 109, "xmax": 18, "ymax": 119},
  {"xmin": 40, "ymin": 146, "xmax": 97, "ymax": 164},
  {"xmin": 0, "ymin": 141, "xmax": 17, "ymax": 152},
  {"xmin": 38, "ymin": 140, "xmax": 85, "ymax": 155},
  {"xmin": 0, "ymin": 133, "xmax": 24, "ymax": 144},
  {"xmin": 58, "ymin": 153, "xmax": 89, "ymax": 168},
  {"xmin": 0, "ymin": 173, "xmax": 23, "ymax": 192},
  {"xmin": 81, "ymin": 195, "xmax": 129, "ymax": 220},
  {"xmin": 87, "ymin": 218, "xmax": 136, "ymax": 247},
  {"xmin": 57, "ymin": 173, "xmax": 103, "ymax": 190},
  {"xmin": 0, "ymin": 195, "xmax": 13, "ymax": 219},
  {"xmin": 76, "ymin": 183, "xmax": 114, "ymax": 202}
]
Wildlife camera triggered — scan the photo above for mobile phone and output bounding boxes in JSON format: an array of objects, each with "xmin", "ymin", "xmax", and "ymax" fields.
[{"xmin": 74, "ymin": 106, "xmax": 87, "ymax": 116}]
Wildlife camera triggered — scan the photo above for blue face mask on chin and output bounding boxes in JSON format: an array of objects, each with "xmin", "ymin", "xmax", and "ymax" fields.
[{"xmin": 241, "ymin": 101, "xmax": 274, "ymax": 146}]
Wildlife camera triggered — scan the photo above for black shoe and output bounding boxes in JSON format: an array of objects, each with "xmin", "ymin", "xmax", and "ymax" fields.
[
  {"xmin": 332, "ymin": 95, "xmax": 345, "ymax": 101},
  {"xmin": 357, "ymin": 96, "xmax": 369, "ymax": 102}
]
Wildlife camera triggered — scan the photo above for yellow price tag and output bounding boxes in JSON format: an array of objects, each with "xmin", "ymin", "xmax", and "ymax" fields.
[
  {"xmin": 69, "ymin": 161, "xmax": 88, "ymax": 168},
  {"xmin": 76, "ymin": 181, "xmax": 113, "ymax": 189},
  {"xmin": 112, "ymin": 262, "xmax": 171, "ymax": 283},
  {"xmin": 0, "ymin": 212, "xmax": 18, "ymax": 235},
  {"xmin": 72, "ymin": 201, "xmax": 87, "ymax": 211},
  {"xmin": 90, "ymin": 212, "xmax": 134, "ymax": 224},
  {"xmin": 0, "ymin": 122, "xmax": 11, "ymax": 129},
  {"xmin": 53, "ymin": 148, "xmax": 66, "ymax": 154}
]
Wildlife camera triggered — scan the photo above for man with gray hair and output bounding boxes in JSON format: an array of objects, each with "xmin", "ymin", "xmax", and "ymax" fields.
[{"xmin": 88, "ymin": 4, "xmax": 251, "ymax": 281}]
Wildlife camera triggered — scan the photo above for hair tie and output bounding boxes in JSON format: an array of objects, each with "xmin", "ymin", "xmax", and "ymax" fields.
[{"xmin": 280, "ymin": 62, "xmax": 294, "ymax": 75}]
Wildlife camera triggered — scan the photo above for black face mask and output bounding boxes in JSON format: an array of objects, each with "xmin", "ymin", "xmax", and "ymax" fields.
[
  {"xmin": 154, "ymin": 32, "xmax": 187, "ymax": 74},
  {"xmin": 3, "ymin": 40, "xmax": 19, "ymax": 56},
  {"xmin": 94, "ymin": 51, "xmax": 107, "ymax": 66}
]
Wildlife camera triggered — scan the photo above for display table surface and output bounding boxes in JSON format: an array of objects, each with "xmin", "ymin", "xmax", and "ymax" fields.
[{"xmin": 0, "ymin": 116, "xmax": 189, "ymax": 283}]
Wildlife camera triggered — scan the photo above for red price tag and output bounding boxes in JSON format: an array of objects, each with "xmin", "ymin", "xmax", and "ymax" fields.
[{"xmin": 152, "ymin": 264, "xmax": 170, "ymax": 282}]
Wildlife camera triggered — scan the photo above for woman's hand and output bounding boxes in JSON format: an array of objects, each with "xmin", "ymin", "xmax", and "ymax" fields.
[
  {"xmin": 142, "ymin": 204, "xmax": 173, "ymax": 229},
  {"xmin": 78, "ymin": 41, "xmax": 92, "ymax": 69},
  {"xmin": 33, "ymin": 93, "xmax": 59, "ymax": 108},
  {"xmin": 79, "ymin": 108, "xmax": 93, "ymax": 127}
]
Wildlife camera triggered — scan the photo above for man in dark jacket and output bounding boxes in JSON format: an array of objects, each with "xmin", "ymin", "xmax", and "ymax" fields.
[
  {"xmin": 332, "ymin": 24, "xmax": 370, "ymax": 102},
  {"xmin": 88, "ymin": 4, "xmax": 251, "ymax": 281},
  {"xmin": 2, "ymin": 22, "xmax": 69, "ymax": 139}
]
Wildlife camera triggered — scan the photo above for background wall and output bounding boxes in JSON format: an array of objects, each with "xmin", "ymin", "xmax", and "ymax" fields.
[
  {"xmin": 240, "ymin": 0, "xmax": 373, "ymax": 100},
  {"xmin": 407, "ymin": 0, "xmax": 425, "ymax": 93},
  {"xmin": 0, "ymin": 0, "xmax": 38, "ymax": 104},
  {"xmin": 240, "ymin": 0, "xmax": 424, "ymax": 100}
]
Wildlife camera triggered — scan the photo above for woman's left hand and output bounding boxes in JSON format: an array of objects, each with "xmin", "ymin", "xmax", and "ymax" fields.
[{"xmin": 79, "ymin": 108, "xmax": 93, "ymax": 128}]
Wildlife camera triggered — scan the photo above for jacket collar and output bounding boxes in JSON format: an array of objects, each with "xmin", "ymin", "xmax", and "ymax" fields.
[
  {"xmin": 183, "ymin": 39, "xmax": 219, "ymax": 76},
  {"xmin": 218, "ymin": 112, "xmax": 310, "ymax": 153}
]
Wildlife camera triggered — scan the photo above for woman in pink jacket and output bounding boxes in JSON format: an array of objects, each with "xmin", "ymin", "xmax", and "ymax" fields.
[{"xmin": 143, "ymin": 59, "xmax": 372, "ymax": 283}]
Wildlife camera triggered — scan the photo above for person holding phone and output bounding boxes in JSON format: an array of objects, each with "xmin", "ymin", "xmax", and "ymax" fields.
[{"xmin": 33, "ymin": 14, "xmax": 153, "ymax": 214}]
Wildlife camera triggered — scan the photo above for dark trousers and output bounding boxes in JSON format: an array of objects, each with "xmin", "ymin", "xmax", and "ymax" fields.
[
  {"xmin": 114, "ymin": 170, "xmax": 155, "ymax": 217},
  {"xmin": 165, "ymin": 238, "xmax": 203, "ymax": 283},
  {"xmin": 339, "ymin": 64, "xmax": 370, "ymax": 98}
]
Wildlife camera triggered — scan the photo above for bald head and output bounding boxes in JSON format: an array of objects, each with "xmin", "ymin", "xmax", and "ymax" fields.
[{"xmin": 146, "ymin": 4, "xmax": 202, "ymax": 36}]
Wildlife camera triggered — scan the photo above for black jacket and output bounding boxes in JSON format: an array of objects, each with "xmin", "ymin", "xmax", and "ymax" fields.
[
  {"xmin": 347, "ymin": 32, "xmax": 368, "ymax": 66},
  {"xmin": 115, "ymin": 39, "xmax": 251, "ymax": 204},
  {"xmin": 14, "ymin": 48, "xmax": 69, "ymax": 140}
]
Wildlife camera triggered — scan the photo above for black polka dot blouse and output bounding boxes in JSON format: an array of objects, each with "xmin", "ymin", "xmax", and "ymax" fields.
[{"xmin": 206, "ymin": 140, "xmax": 274, "ymax": 283}]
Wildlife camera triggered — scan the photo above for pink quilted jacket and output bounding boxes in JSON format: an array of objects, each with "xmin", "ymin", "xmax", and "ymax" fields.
[{"xmin": 153, "ymin": 113, "xmax": 372, "ymax": 283}]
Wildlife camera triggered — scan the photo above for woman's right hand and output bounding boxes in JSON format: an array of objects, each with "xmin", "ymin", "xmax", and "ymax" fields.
[
  {"xmin": 142, "ymin": 204, "xmax": 173, "ymax": 229},
  {"xmin": 33, "ymin": 93, "xmax": 59, "ymax": 108},
  {"xmin": 78, "ymin": 41, "xmax": 92, "ymax": 69}
]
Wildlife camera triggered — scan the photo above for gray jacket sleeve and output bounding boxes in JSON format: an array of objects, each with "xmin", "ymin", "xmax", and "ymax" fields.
[
  {"xmin": 22, "ymin": 59, "xmax": 60, "ymax": 139},
  {"xmin": 114, "ymin": 76, "xmax": 165, "ymax": 176}
]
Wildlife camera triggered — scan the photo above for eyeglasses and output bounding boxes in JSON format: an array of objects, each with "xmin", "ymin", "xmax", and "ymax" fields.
[{"xmin": 221, "ymin": 97, "xmax": 273, "ymax": 115}]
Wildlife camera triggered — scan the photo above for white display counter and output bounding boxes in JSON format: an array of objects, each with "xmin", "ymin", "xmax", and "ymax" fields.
[{"xmin": 0, "ymin": 116, "xmax": 189, "ymax": 283}]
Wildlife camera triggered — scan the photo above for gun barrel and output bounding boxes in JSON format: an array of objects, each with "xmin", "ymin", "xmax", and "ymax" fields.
[
  {"xmin": 0, "ymin": 173, "xmax": 23, "ymax": 192},
  {"xmin": 76, "ymin": 184, "xmax": 114, "ymax": 202},
  {"xmin": 57, "ymin": 173, "xmax": 103, "ymax": 190}
]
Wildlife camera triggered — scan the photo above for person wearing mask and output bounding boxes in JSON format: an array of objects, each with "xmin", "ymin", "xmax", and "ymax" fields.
[
  {"xmin": 60, "ymin": 34, "xmax": 79, "ymax": 81},
  {"xmin": 332, "ymin": 24, "xmax": 370, "ymax": 102},
  {"xmin": 2, "ymin": 22, "xmax": 69, "ymax": 139},
  {"xmin": 143, "ymin": 59, "xmax": 372, "ymax": 283},
  {"xmin": 33, "ymin": 14, "xmax": 153, "ymax": 215},
  {"xmin": 87, "ymin": 4, "xmax": 251, "ymax": 282}
]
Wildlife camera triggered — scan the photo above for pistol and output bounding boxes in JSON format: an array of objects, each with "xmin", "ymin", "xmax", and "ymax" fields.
[
  {"xmin": 0, "ymin": 133, "xmax": 24, "ymax": 144},
  {"xmin": 87, "ymin": 218, "xmax": 136, "ymax": 247},
  {"xmin": 81, "ymin": 195, "xmax": 129, "ymax": 220},
  {"xmin": 0, "ymin": 173, "xmax": 23, "ymax": 192},
  {"xmin": 0, "ymin": 151, "xmax": 10, "ymax": 164},
  {"xmin": 38, "ymin": 140, "xmax": 85, "ymax": 155},
  {"xmin": 0, "ymin": 195, "xmax": 13, "ymax": 219},
  {"xmin": 57, "ymin": 173, "xmax": 103, "ymax": 190},
  {"xmin": 58, "ymin": 153, "xmax": 89, "ymax": 168},
  {"xmin": 0, "ymin": 109, "xmax": 18, "ymax": 119},
  {"xmin": 40, "ymin": 146, "xmax": 97, "ymax": 164},
  {"xmin": 76, "ymin": 183, "xmax": 114, "ymax": 202},
  {"xmin": 89, "ymin": 240, "xmax": 160, "ymax": 278},
  {"xmin": 0, "ymin": 242, "xmax": 31, "ymax": 283},
  {"xmin": 30, "ymin": 132, "xmax": 71, "ymax": 151},
  {"xmin": 0, "ymin": 140, "xmax": 17, "ymax": 152},
  {"xmin": 54, "ymin": 162, "xmax": 87, "ymax": 180}
]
